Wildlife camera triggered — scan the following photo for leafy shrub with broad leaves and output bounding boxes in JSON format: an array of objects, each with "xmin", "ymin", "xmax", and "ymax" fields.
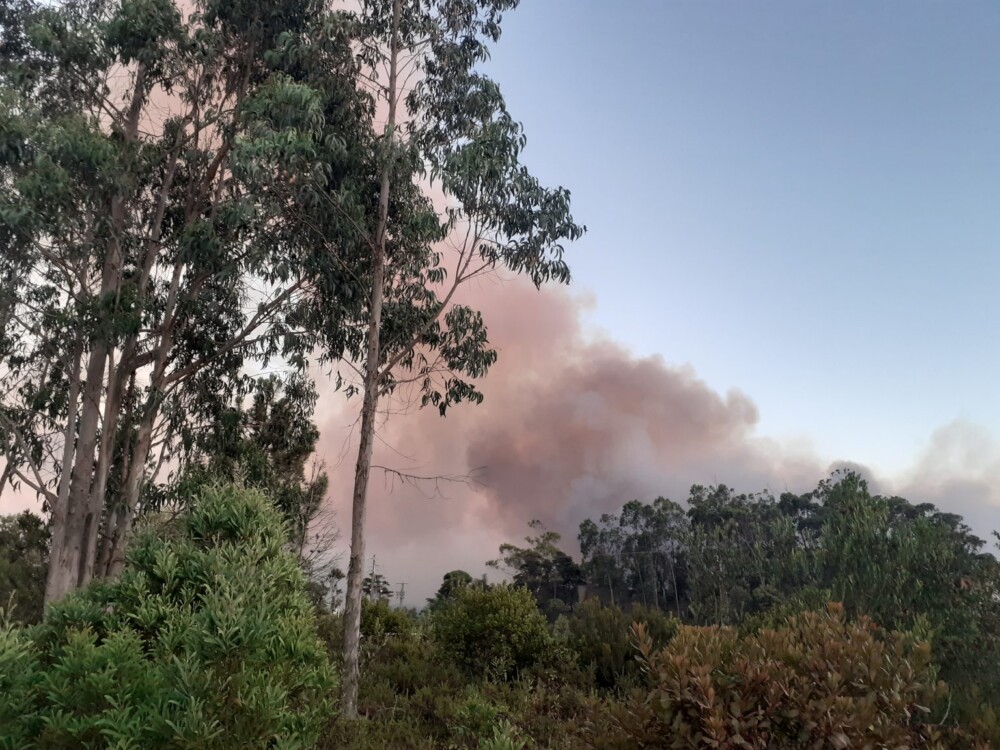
[
  {"xmin": 0, "ymin": 484, "xmax": 333, "ymax": 750},
  {"xmin": 431, "ymin": 583, "xmax": 552, "ymax": 680},
  {"xmin": 612, "ymin": 603, "xmax": 976, "ymax": 749}
]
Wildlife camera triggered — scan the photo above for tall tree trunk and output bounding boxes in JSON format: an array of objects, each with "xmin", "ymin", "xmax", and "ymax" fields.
[
  {"xmin": 44, "ymin": 64, "xmax": 147, "ymax": 604},
  {"xmin": 651, "ymin": 551, "xmax": 659, "ymax": 610},
  {"xmin": 104, "ymin": 413, "xmax": 154, "ymax": 578},
  {"xmin": 103, "ymin": 289, "xmax": 177, "ymax": 579},
  {"xmin": 94, "ymin": 370, "xmax": 137, "ymax": 579},
  {"xmin": 669, "ymin": 555, "xmax": 681, "ymax": 618},
  {"xmin": 78, "ymin": 352, "xmax": 125, "ymax": 588},
  {"xmin": 46, "ymin": 339, "xmax": 108, "ymax": 602},
  {"xmin": 45, "ymin": 342, "xmax": 83, "ymax": 603},
  {"xmin": 341, "ymin": 0, "xmax": 401, "ymax": 719},
  {"xmin": 54, "ymin": 341, "xmax": 83, "ymax": 519}
]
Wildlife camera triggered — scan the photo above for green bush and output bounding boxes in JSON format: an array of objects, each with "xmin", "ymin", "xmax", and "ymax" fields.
[
  {"xmin": 0, "ymin": 511, "xmax": 48, "ymax": 625},
  {"xmin": 0, "ymin": 484, "xmax": 333, "ymax": 750},
  {"xmin": 559, "ymin": 599, "xmax": 677, "ymax": 690},
  {"xmin": 611, "ymin": 603, "xmax": 969, "ymax": 749},
  {"xmin": 361, "ymin": 598, "xmax": 414, "ymax": 640},
  {"xmin": 431, "ymin": 583, "xmax": 552, "ymax": 680}
]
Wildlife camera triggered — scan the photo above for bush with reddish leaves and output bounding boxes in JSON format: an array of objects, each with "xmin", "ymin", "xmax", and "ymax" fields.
[{"xmin": 612, "ymin": 603, "xmax": 987, "ymax": 749}]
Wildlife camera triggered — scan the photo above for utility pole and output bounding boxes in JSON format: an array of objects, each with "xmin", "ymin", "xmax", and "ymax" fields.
[{"xmin": 396, "ymin": 582, "xmax": 406, "ymax": 607}]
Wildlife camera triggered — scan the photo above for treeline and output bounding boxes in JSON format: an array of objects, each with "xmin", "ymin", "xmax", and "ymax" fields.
[
  {"xmin": 3, "ymin": 477, "xmax": 999, "ymax": 748},
  {"xmin": 488, "ymin": 472, "xmax": 1000, "ymax": 716}
]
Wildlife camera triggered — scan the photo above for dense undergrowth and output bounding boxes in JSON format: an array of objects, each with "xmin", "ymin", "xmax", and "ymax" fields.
[
  {"xmin": 0, "ymin": 486, "xmax": 332, "ymax": 749},
  {"xmin": 2, "ymin": 483, "xmax": 998, "ymax": 748},
  {"xmin": 316, "ymin": 595, "xmax": 996, "ymax": 750}
]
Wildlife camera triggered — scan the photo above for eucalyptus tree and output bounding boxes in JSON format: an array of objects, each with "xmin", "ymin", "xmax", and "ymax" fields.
[
  {"xmin": 0, "ymin": 0, "xmax": 372, "ymax": 602},
  {"xmin": 333, "ymin": 0, "xmax": 583, "ymax": 716},
  {"xmin": 165, "ymin": 373, "xmax": 331, "ymax": 561},
  {"xmin": 489, "ymin": 520, "xmax": 584, "ymax": 618},
  {"xmin": 579, "ymin": 498, "xmax": 689, "ymax": 614}
]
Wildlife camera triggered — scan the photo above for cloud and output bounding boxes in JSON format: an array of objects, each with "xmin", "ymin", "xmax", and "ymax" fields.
[{"xmin": 892, "ymin": 422, "xmax": 1000, "ymax": 544}]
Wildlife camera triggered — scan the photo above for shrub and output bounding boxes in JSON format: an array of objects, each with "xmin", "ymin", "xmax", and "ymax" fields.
[
  {"xmin": 0, "ymin": 512, "xmax": 48, "ymax": 625},
  {"xmin": 431, "ymin": 583, "xmax": 552, "ymax": 680},
  {"xmin": 361, "ymin": 598, "xmax": 414, "ymax": 640},
  {"xmin": 0, "ymin": 484, "xmax": 333, "ymax": 750},
  {"xmin": 612, "ymin": 603, "xmax": 955, "ymax": 749},
  {"xmin": 559, "ymin": 599, "xmax": 677, "ymax": 690}
]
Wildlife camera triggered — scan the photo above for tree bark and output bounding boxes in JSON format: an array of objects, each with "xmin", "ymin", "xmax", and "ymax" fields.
[
  {"xmin": 78, "ymin": 352, "xmax": 125, "ymax": 588},
  {"xmin": 340, "ymin": 0, "xmax": 401, "ymax": 719},
  {"xmin": 46, "ymin": 337, "xmax": 108, "ymax": 602},
  {"xmin": 44, "ymin": 342, "xmax": 83, "ymax": 603},
  {"xmin": 103, "ymin": 412, "xmax": 154, "ymax": 578},
  {"xmin": 44, "ymin": 65, "xmax": 146, "ymax": 605}
]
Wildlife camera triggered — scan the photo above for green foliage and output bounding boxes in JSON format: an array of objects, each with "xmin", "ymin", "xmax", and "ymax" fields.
[
  {"xmin": 477, "ymin": 720, "xmax": 527, "ymax": 750},
  {"xmin": 0, "ymin": 0, "xmax": 375, "ymax": 592},
  {"xmin": 361, "ymin": 598, "xmax": 413, "ymax": 640},
  {"xmin": 489, "ymin": 521, "xmax": 584, "ymax": 621},
  {"xmin": 816, "ymin": 474, "xmax": 1000, "ymax": 687},
  {"xmin": 0, "ymin": 511, "xmax": 48, "ymax": 624},
  {"xmin": 361, "ymin": 572, "xmax": 393, "ymax": 602},
  {"xmin": 0, "ymin": 484, "xmax": 333, "ymax": 749},
  {"xmin": 319, "ymin": 617, "xmax": 603, "ymax": 750},
  {"xmin": 686, "ymin": 504, "xmax": 814, "ymax": 626},
  {"xmin": 557, "ymin": 598, "xmax": 677, "ymax": 691},
  {"xmin": 431, "ymin": 584, "xmax": 553, "ymax": 680},
  {"xmin": 427, "ymin": 569, "xmax": 478, "ymax": 610},
  {"xmin": 615, "ymin": 603, "xmax": 959, "ymax": 749},
  {"xmin": 579, "ymin": 498, "xmax": 688, "ymax": 615},
  {"xmin": 575, "ymin": 471, "xmax": 1000, "ymax": 725}
]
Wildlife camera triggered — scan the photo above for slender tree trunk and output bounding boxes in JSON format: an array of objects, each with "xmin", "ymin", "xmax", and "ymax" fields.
[
  {"xmin": 669, "ymin": 555, "xmax": 681, "ymax": 618},
  {"xmin": 78, "ymin": 352, "xmax": 125, "ymax": 588},
  {"xmin": 341, "ymin": 0, "xmax": 401, "ymax": 719},
  {"xmin": 635, "ymin": 556, "xmax": 647, "ymax": 608},
  {"xmin": 651, "ymin": 552, "xmax": 659, "ymax": 610},
  {"xmin": 95, "ymin": 370, "xmax": 137, "ymax": 578},
  {"xmin": 53, "ymin": 341, "xmax": 83, "ymax": 518},
  {"xmin": 45, "ymin": 342, "xmax": 83, "ymax": 603},
  {"xmin": 104, "ymin": 292, "xmax": 176, "ymax": 578},
  {"xmin": 46, "ymin": 339, "xmax": 107, "ymax": 603},
  {"xmin": 104, "ymin": 414, "xmax": 154, "ymax": 578}
]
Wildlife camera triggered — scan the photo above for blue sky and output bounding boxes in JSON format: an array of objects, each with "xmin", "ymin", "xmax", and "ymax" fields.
[{"xmin": 483, "ymin": 1, "xmax": 1000, "ymax": 476}]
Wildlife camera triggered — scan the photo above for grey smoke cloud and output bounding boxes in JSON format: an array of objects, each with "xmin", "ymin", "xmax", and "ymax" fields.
[{"xmin": 313, "ymin": 277, "xmax": 999, "ymax": 603}]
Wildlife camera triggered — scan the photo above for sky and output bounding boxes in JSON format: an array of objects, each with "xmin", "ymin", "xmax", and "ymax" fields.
[
  {"xmin": 313, "ymin": 1, "xmax": 1000, "ymax": 602},
  {"xmin": 481, "ymin": 1, "xmax": 1000, "ymax": 476},
  {"xmin": 3, "ymin": 2, "xmax": 998, "ymax": 605}
]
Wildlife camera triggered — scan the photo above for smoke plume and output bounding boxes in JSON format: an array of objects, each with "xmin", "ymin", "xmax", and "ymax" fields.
[{"xmin": 316, "ymin": 277, "xmax": 1000, "ymax": 603}]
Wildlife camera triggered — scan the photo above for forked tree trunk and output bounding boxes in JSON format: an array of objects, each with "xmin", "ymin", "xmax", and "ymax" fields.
[
  {"xmin": 103, "ymin": 412, "xmax": 155, "ymax": 578},
  {"xmin": 340, "ymin": 0, "xmax": 401, "ymax": 720},
  {"xmin": 46, "ymin": 337, "xmax": 108, "ymax": 602},
  {"xmin": 44, "ymin": 66, "xmax": 145, "ymax": 605},
  {"xmin": 78, "ymin": 354, "xmax": 126, "ymax": 588}
]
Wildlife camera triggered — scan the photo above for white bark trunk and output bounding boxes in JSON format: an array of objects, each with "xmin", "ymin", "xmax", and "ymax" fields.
[{"xmin": 340, "ymin": 0, "xmax": 401, "ymax": 719}]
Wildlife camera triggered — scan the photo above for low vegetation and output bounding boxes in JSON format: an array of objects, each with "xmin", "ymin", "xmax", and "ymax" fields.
[
  {"xmin": 0, "ymin": 486, "xmax": 332, "ymax": 749},
  {"xmin": 2, "ymin": 474, "xmax": 998, "ymax": 748}
]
